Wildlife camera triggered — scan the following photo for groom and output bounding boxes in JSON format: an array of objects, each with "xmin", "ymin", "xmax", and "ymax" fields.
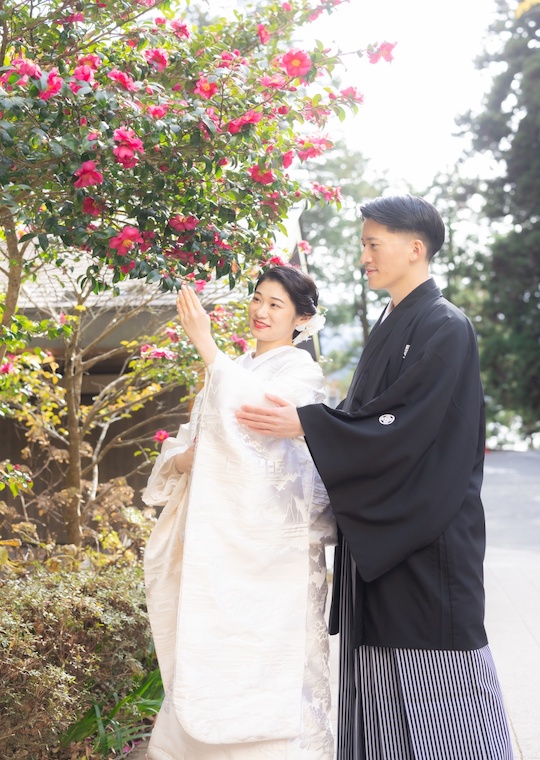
[{"xmin": 237, "ymin": 194, "xmax": 513, "ymax": 759}]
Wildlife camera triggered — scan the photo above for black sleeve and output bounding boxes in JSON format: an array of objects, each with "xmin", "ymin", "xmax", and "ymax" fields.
[{"xmin": 298, "ymin": 316, "xmax": 485, "ymax": 581}]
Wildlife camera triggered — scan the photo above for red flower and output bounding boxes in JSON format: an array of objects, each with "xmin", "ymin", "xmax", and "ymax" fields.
[
  {"xmin": 169, "ymin": 215, "xmax": 199, "ymax": 232},
  {"xmin": 171, "ymin": 19, "xmax": 190, "ymax": 39},
  {"xmin": 73, "ymin": 160, "xmax": 103, "ymax": 188},
  {"xmin": 113, "ymin": 127, "xmax": 144, "ymax": 168},
  {"xmin": 144, "ymin": 48, "xmax": 169, "ymax": 71},
  {"xmin": 12, "ymin": 57, "xmax": 42, "ymax": 78},
  {"xmin": 296, "ymin": 135, "xmax": 332, "ymax": 161},
  {"xmin": 153, "ymin": 429, "xmax": 170, "ymax": 442},
  {"xmin": 73, "ymin": 64, "xmax": 95, "ymax": 83},
  {"xmin": 120, "ymin": 260, "xmax": 136, "ymax": 274},
  {"xmin": 257, "ymin": 24, "xmax": 270, "ymax": 44},
  {"xmin": 282, "ymin": 150, "xmax": 294, "ymax": 168},
  {"xmin": 340, "ymin": 86, "xmax": 364, "ymax": 103},
  {"xmin": 368, "ymin": 41, "xmax": 397, "ymax": 64},
  {"xmin": 109, "ymin": 226, "xmax": 144, "ymax": 255},
  {"xmin": 232, "ymin": 334, "xmax": 249, "ymax": 353},
  {"xmin": 82, "ymin": 197, "xmax": 104, "ymax": 216},
  {"xmin": 147, "ymin": 104, "xmax": 168, "ymax": 119},
  {"xmin": 194, "ymin": 77, "xmax": 218, "ymax": 99},
  {"xmin": 280, "ymin": 49, "xmax": 312, "ymax": 78},
  {"xmin": 248, "ymin": 165, "xmax": 276, "ymax": 185},
  {"xmin": 39, "ymin": 68, "xmax": 63, "ymax": 100},
  {"xmin": 108, "ymin": 68, "xmax": 138, "ymax": 91},
  {"xmin": 260, "ymin": 74, "xmax": 288, "ymax": 90},
  {"xmin": 0, "ymin": 360, "xmax": 14, "ymax": 374},
  {"xmin": 227, "ymin": 109, "xmax": 263, "ymax": 134},
  {"xmin": 78, "ymin": 54, "xmax": 101, "ymax": 69}
]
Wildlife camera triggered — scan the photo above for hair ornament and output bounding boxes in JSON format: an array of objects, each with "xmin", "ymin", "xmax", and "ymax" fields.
[{"xmin": 293, "ymin": 310, "xmax": 326, "ymax": 345}]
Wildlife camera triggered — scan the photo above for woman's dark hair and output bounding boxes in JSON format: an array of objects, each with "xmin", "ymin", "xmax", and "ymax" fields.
[
  {"xmin": 255, "ymin": 265, "xmax": 318, "ymax": 317},
  {"xmin": 359, "ymin": 194, "xmax": 445, "ymax": 260}
]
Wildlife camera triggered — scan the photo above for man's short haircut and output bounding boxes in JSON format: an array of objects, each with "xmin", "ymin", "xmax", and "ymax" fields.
[{"xmin": 359, "ymin": 194, "xmax": 446, "ymax": 260}]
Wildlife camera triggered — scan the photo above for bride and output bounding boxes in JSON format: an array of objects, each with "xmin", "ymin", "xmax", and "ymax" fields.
[{"xmin": 143, "ymin": 265, "xmax": 336, "ymax": 759}]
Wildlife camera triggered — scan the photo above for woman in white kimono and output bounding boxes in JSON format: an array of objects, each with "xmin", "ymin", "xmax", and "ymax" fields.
[{"xmin": 143, "ymin": 265, "xmax": 336, "ymax": 760}]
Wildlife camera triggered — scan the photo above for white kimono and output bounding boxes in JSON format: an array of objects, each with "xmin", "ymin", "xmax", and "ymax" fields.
[{"xmin": 143, "ymin": 346, "xmax": 336, "ymax": 760}]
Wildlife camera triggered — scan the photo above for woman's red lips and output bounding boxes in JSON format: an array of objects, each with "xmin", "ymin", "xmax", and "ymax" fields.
[{"xmin": 253, "ymin": 319, "xmax": 268, "ymax": 329}]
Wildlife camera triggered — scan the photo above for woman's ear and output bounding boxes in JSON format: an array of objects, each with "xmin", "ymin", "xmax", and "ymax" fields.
[{"xmin": 295, "ymin": 313, "xmax": 311, "ymax": 328}]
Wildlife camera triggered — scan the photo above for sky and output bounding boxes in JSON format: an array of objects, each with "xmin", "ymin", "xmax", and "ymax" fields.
[{"xmin": 307, "ymin": 0, "xmax": 501, "ymax": 190}]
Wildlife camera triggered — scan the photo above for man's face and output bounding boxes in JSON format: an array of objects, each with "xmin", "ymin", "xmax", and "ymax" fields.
[{"xmin": 360, "ymin": 218, "xmax": 420, "ymax": 300}]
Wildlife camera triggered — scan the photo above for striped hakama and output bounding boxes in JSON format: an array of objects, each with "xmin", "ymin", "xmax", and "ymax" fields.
[{"xmin": 336, "ymin": 542, "xmax": 514, "ymax": 760}]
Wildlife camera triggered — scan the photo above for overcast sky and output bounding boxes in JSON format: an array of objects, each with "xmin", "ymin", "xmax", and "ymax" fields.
[{"xmin": 307, "ymin": 0, "xmax": 500, "ymax": 189}]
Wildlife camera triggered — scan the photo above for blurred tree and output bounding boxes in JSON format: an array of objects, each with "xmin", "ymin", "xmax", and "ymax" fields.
[
  {"xmin": 457, "ymin": 0, "xmax": 540, "ymax": 441},
  {"xmin": 296, "ymin": 140, "xmax": 387, "ymax": 385}
]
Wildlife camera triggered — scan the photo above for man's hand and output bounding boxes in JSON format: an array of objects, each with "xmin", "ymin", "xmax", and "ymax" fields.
[{"xmin": 236, "ymin": 394, "xmax": 304, "ymax": 438}]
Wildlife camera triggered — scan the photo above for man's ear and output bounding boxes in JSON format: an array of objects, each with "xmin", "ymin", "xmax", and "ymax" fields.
[{"xmin": 410, "ymin": 238, "xmax": 426, "ymax": 262}]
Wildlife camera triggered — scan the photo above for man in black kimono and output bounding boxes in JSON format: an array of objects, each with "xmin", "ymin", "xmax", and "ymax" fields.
[{"xmin": 237, "ymin": 195, "xmax": 513, "ymax": 760}]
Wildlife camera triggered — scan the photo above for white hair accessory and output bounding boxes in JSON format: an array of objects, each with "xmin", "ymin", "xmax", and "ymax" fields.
[{"xmin": 292, "ymin": 311, "xmax": 326, "ymax": 345}]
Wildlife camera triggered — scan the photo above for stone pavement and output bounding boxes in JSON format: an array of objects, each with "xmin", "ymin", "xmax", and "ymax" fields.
[{"xmin": 129, "ymin": 450, "xmax": 540, "ymax": 759}]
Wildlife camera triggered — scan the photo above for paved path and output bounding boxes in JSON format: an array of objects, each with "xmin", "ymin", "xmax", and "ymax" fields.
[{"xmin": 130, "ymin": 450, "xmax": 540, "ymax": 759}]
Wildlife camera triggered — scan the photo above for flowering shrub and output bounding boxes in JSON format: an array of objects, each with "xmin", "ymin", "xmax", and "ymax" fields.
[{"xmin": 0, "ymin": 0, "xmax": 393, "ymax": 304}]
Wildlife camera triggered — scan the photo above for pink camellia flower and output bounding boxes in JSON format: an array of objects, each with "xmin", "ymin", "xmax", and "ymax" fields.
[
  {"xmin": 267, "ymin": 255, "xmax": 286, "ymax": 266},
  {"xmin": 13, "ymin": 57, "xmax": 42, "ymax": 78},
  {"xmin": 171, "ymin": 18, "xmax": 190, "ymax": 39},
  {"xmin": 194, "ymin": 76, "xmax": 218, "ymax": 99},
  {"xmin": 257, "ymin": 24, "xmax": 270, "ymax": 44},
  {"xmin": 144, "ymin": 47, "xmax": 169, "ymax": 71},
  {"xmin": 169, "ymin": 215, "xmax": 199, "ymax": 232},
  {"xmin": 368, "ymin": 41, "xmax": 397, "ymax": 64},
  {"xmin": 147, "ymin": 104, "xmax": 168, "ymax": 119},
  {"xmin": 312, "ymin": 181, "xmax": 342, "ymax": 203},
  {"xmin": 108, "ymin": 68, "xmax": 138, "ymax": 91},
  {"xmin": 153, "ymin": 429, "xmax": 170, "ymax": 442},
  {"xmin": 154, "ymin": 16, "xmax": 166, "ymax": 24},
  {"xmin": 260, "ymin": 73, "xmax": 288, "ymax": 90},
  {"xmin": 140, "ymin": 230, "xmax": 155, "ymax": 252},
  {"xmin": 73, "ymin": 64, "xmax": 95, "ymax": 83},
  {"xmin": 232, "ymin": 334, "xmax": 249, "ymax": 353},
  {"xmin": 82, "ymin": 197, "xmax": 104, "ymax": 216},
  {"xmin": 227, "ymin": 109, "xmax": 263, "ymax": 134},
  {"xmin": 248, "ymin": 165, "xmax": 276, "ymax": 185},
  {"xmin": 340, "ymin": 86, "xmax": 364, "ymax": 102},
  {"xmin": 280, "ymin": 49, "xmax": 312, "ymax": 78},
  {"xmin": 282, "ymin": 2, "xmax": 293, "ymax": 10},
  {"xmin": 61, "ymin": 12, "xmax": 85, "ymax": 23},
  {"xmin": 109, "ymin": 225, "xmax": 144, "ymax": 255},
  {"xmin": 282, "ymin": 150, "xmax": 294, "ymax": 168},
  {"xmin": 73, "ymin": 160, "xmax": 103, "ymax": 188},
  {"xmin": 0, "ymin": 360, "xmax": 14, "ymax": 374},
  {"xmin": 165, "ymin": 327, "xmax": 180, "ymax": 343},
  {"xmin": 120, "ymin": 260, "xmax": 136, "ymax": 274},
  {"xmin": 39, "ymin": 68, "xmax": 63, "ymax": 100},
  {"xmin": 113, "ymin": 126, "xmax": 144, "ymax": 167},
  {"xmin": 78, "ymin": 53, "xmax": 101, "ymax": 70},
  {"xmin": 141, "ymin": 344, "xmax": 176, "ymax": 360},
  {"xmin": 296, "ymin": 134, "xmax": 332, "ymax": 161},
  {"xmin": 298, "ymin": 239, "xmax": 312, "ymax": 255}
]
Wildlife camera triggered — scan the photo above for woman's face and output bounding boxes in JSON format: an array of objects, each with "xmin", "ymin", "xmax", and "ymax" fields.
[{"xmin": 248, "ymin": 279, "xmax": 308, "ymax": 354}]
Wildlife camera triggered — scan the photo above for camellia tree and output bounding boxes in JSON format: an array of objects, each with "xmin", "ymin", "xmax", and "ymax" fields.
[
  {"xmin": 0, "ymin": 0, "xmax": 394, "ymax": 359},
  {"xmin": 1, "ymin": 0, "xmax": 396, "ymax": 536}
]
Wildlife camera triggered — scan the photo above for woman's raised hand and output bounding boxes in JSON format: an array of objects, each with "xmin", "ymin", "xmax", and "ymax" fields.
[{"xmin": 176, "ymin": 283, "xmax": 218, "ymax": 367}]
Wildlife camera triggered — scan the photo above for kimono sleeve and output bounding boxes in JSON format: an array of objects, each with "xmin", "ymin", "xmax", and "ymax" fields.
[
  {"xmin": 298, "ymin": 315, "xmax": 485, "ymax": 581},
  {"xmin": 142, "ymin": 394, "xmax": 202, "ymax": 507}
]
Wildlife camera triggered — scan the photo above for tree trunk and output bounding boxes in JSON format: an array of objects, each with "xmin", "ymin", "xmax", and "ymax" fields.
[
  {"xmin": 0, "ymin": 205, "xmax": 23, "ymax": 365},
  {"xmin": 62, "ymin": 325, "xmax": 84, "ymax": 545}
]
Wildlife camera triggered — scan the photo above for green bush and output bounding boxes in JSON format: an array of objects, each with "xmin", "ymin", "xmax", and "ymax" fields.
[{"xmin": 0, "ymin": 562, "xmax": 155, "ymax": 759}]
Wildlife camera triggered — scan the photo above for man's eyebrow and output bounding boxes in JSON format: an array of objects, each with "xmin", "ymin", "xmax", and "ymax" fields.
[{"xmin": 362, "ymin": 236, "xmax": 381, "ymax": 242}]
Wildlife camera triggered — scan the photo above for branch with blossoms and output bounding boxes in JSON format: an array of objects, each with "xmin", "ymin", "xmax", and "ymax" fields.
[{"xmin": 0, "ymin": 0, "xmax": 395, "ymax": 306}]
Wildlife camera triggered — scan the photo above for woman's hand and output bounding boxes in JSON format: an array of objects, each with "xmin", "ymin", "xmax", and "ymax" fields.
[
  {"xmin": 176, "ymin": 284, "xmax": 218, "ymax": 366},
  {"xmin": 174, "ymin": 445, "xmax": 195, "ymax": 474}
]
